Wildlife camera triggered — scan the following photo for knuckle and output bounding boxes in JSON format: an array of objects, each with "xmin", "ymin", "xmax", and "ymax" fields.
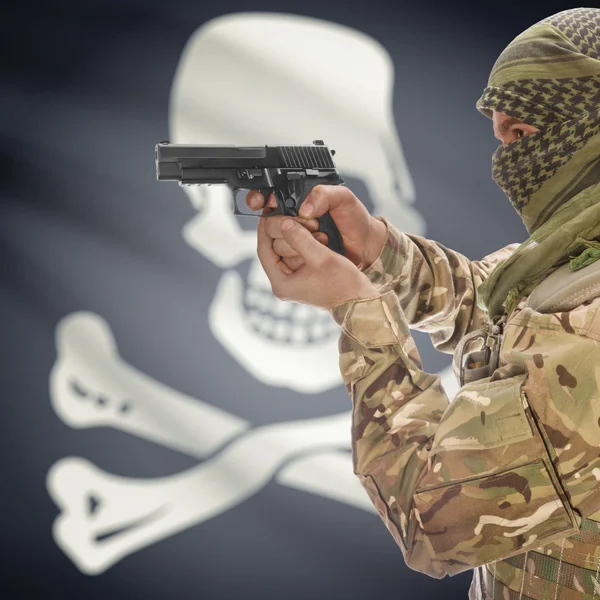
[
  {"xmin": 308, "ymin": 185, "xmax": 323, "ymax": 203},
  {"xmin": 273, "ymin": 239, "xmax": 290, "ymax": 255},
  {"xmin": 256, "ymin": 247, "xmax": 268, "ymax": 264},
  {"xmin": 271, "ymin": 283, "xmax": 283, "ymax": 299},
  {"xmin": 287, "ymin": 256, "xmax": 304, "ymax": 270},
  {"xmin": 340, "ymin": 185, "xmax": 355, "ymax": 204},
  {"xmin": 264, "ymin": 216, "xmax": 282, "ymax": 238},
  {"xmin": 272, "ymin": 284, "xmax": 292, "ymax": 302}
]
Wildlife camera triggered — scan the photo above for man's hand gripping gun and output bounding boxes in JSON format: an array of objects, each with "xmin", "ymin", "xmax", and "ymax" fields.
[{"xmin": 155, "ymin": 140, "xmax": 345, "ymax": 254}]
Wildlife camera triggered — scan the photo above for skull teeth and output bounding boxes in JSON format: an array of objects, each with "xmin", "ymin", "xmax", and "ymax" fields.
[
  {"xmin": 244, "ymin": 286, "xmax": 338, "ymax": 345},
  {"xmin": 290, "ymin": 323, "xmax": 309, "ymax": 344}
]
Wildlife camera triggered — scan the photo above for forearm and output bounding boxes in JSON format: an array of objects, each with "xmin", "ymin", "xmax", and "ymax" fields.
[{"xmin": 331, "ymin": 291, "xmax": 450, "ymax": 577}]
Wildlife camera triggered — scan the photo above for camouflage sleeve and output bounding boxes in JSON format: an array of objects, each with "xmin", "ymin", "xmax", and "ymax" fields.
[
  {"xmin": 363, "ymin": 217, "xmax": 519, "ymax": 353},
  {"xmin": 330, "ymin": 291, "xmax": 584, "ymax": 578}
]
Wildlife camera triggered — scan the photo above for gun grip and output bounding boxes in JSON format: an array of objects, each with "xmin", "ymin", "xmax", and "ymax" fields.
[{"xmin": 317, "ymin": 212, "xmax": 344, "ymax": 255}]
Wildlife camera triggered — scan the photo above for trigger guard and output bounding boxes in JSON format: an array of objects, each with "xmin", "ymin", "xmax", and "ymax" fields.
[{"xmin": 257, "ymin": 188, "xmax": 287, "ymax": 216}]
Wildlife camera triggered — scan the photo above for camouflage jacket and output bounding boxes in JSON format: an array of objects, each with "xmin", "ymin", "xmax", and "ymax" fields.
[{"xmin": 330, "ymin": 218, "xmax": 600, "ymax": 582}]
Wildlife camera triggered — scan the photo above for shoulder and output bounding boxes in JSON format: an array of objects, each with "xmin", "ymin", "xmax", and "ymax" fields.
[
  {"xmin": 480, "ymin": 242, "xmax": 521, "ymax": 267},
  {"xmin": 505, "ymin": 295, "xmax": 600, "ymax": 346}
]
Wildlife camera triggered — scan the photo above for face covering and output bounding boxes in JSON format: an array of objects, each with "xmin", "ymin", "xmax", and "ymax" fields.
[{"xmin": 475, "ymin": 7, "xmax": 600, "ymax": 319}]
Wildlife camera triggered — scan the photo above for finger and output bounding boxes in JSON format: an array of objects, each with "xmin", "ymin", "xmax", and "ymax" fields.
[
  {"xmin": 298, "ymin": 217, "xmax": 320, "ymax": 232},
  {"xmin": 314, "ymin": 232, "xmax": 328, "ymax": 245},
  {"xmin": 273, "ymin": 238, "xmax": 299, "ymax": 258},
  {"xmin": 264, "ymin": 215, "xmax": 320, "ymax": 240},
  {"xmin": 280, "ymin": 219, "xmax": 330, "ymax": 266},
  {"xmin": 278, "ymin": 260, "xmax": 294, "ymax": 276},
  {"xmin": 257, "ymin": 216, "xmax": 289, "ymax": 284},
  {"xmin": 273, "ymin": 231, "xmax": 328, "ymax": 257},
  {"xmin": 260, "ymin": 192, "xmax": 278, "ymax": 215},
  {"xmin": 266, "ymin": 192, "xmax": 278, "ymax": 210},
  {"xmin": 246, "ymin": 190, "xmax": 265, "ymax": 211},
  {"xmin": 261, "ymin": 192, "xmax": 278, "ymax": 216},
  {"xmin": 299, "ymin": 185, "xmax": 353, "ymax": 218},
  {"xmin": 283, "ymin": 255, "xmax": 305, "ymax": 271}
]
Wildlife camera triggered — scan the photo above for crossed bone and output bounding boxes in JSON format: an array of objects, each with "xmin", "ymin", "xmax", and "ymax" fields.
[{"xmin": 47, "ymin": 312, "xmax": 456, "ymax": 574}]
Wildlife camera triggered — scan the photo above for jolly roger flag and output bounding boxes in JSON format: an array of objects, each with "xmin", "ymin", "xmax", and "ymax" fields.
[{"xmin": 1, "ymin": 1, "xmax": 563, "ymax": 599}]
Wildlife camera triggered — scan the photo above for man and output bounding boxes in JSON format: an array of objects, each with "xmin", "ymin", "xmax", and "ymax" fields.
[{"xmin": 247, "ymin": 8, "xmax": 600, "ymax": 599}]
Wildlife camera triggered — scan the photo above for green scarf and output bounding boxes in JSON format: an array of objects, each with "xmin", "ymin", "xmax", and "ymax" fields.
[{"xmin": 475, "ymin": 8, "xmax": 600, "ymax": 319}]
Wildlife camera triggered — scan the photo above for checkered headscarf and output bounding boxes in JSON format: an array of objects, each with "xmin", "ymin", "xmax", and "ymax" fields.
[
  {"xmin": 476, "ymin": 8, "xmax": 600, "ymax": 319},
  {"xmin": 476, "ymin": 8, "xmax": 600, "ymax": 233}
]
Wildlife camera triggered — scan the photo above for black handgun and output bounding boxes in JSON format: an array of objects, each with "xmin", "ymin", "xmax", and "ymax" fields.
[{"xmin": 155, "ymin": 140, "xmax": 345, "ymax": 254}]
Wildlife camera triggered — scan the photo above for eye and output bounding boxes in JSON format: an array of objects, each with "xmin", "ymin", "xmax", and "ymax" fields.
[{"xmin": 513, "ymin": 128, "xmax": 525, "ymax": 139}]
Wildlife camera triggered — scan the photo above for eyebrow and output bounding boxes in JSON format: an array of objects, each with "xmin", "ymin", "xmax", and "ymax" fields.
[{"xmin": 494, "ymin": 116, "xmax": 524, "ymax": 139}]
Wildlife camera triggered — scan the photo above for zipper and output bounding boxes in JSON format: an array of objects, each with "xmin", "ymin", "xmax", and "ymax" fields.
[{"xmin": 520, "ymin": 389, "xmax": 580, "ymax": 528}]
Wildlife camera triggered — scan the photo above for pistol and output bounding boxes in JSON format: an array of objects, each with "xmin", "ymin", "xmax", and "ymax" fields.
[{"xmin": 155, "ymin": 140, "xmax": 345, "ymax": 254}]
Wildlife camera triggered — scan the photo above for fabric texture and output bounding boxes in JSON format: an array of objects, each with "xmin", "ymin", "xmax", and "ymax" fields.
[
  {"xmin": 332, "ymin": 10, "xmax": 600, "ymax": 597},
  {"xmin": 475, "ymin": 8, "xmax": 600, "ymax": 319},
  {"xmin": 333, "ymin": 219, "xmax": 600, "ymax": 598}
]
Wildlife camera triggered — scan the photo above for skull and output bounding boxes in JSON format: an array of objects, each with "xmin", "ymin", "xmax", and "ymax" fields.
[{"xmin": 169, "ymin": 13, "xmax": 426, "ymax": 393}]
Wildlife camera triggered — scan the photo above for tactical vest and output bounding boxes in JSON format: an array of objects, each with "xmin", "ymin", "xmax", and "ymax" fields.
[{"xmin": 456, "ymin": 259, "xmax": 600, "ymax": 600}]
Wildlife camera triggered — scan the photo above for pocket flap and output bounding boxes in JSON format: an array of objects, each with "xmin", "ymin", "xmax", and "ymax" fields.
[
  {"xmin": 414, "ymin": 460, "xmax": 579, "ymax": 575},
  {"xmin": 432, "ymin": 373, "xmax": 531, "ymax": 453}
]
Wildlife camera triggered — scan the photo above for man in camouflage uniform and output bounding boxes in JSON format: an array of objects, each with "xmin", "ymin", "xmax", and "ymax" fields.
[{"xmin": 248, "ymin": 7, "xmax": 600, "ymax": 599}]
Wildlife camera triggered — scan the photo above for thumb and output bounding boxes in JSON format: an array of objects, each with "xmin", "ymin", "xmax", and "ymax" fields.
[
  {"xmin": 280, "ymin": 219, "xmax": 329, "ymax": 265},
  {"xmin": 299, "ymin": 185, "xmax": 347, "ymax": 218}
]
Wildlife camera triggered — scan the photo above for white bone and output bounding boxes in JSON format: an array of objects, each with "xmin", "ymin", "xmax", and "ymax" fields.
[
  {"xmin": 50, "ymin": 312, "xmax": 249, "ymax": 458},
  {"xmin": 277, "ymin": 451, "xmax": 376, "ymax": 513},
  {"xmin": 49, "ymin": 304, "xmax": 458, "ymax": 575},
  {"xmin": 48, "ymin": 411, "xmax": 352, "ymax": 575},
  {"xmin": 50, "ymin": 311, "xmax": 458, "ymax": 458}
]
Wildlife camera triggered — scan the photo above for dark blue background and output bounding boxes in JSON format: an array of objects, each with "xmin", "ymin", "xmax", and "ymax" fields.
[{"xmin": 1, "ymin": 1, "xmax": 591, "ymax": 598}]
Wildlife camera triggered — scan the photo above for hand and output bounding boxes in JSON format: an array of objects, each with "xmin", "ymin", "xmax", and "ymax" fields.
[
  {"xmin": 246, "ymin": 185, "xmax": 387, "ymax": 271},
  {"xmin": 257, "ymin": 215, "xmax": 379, "ymax": 311}
]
